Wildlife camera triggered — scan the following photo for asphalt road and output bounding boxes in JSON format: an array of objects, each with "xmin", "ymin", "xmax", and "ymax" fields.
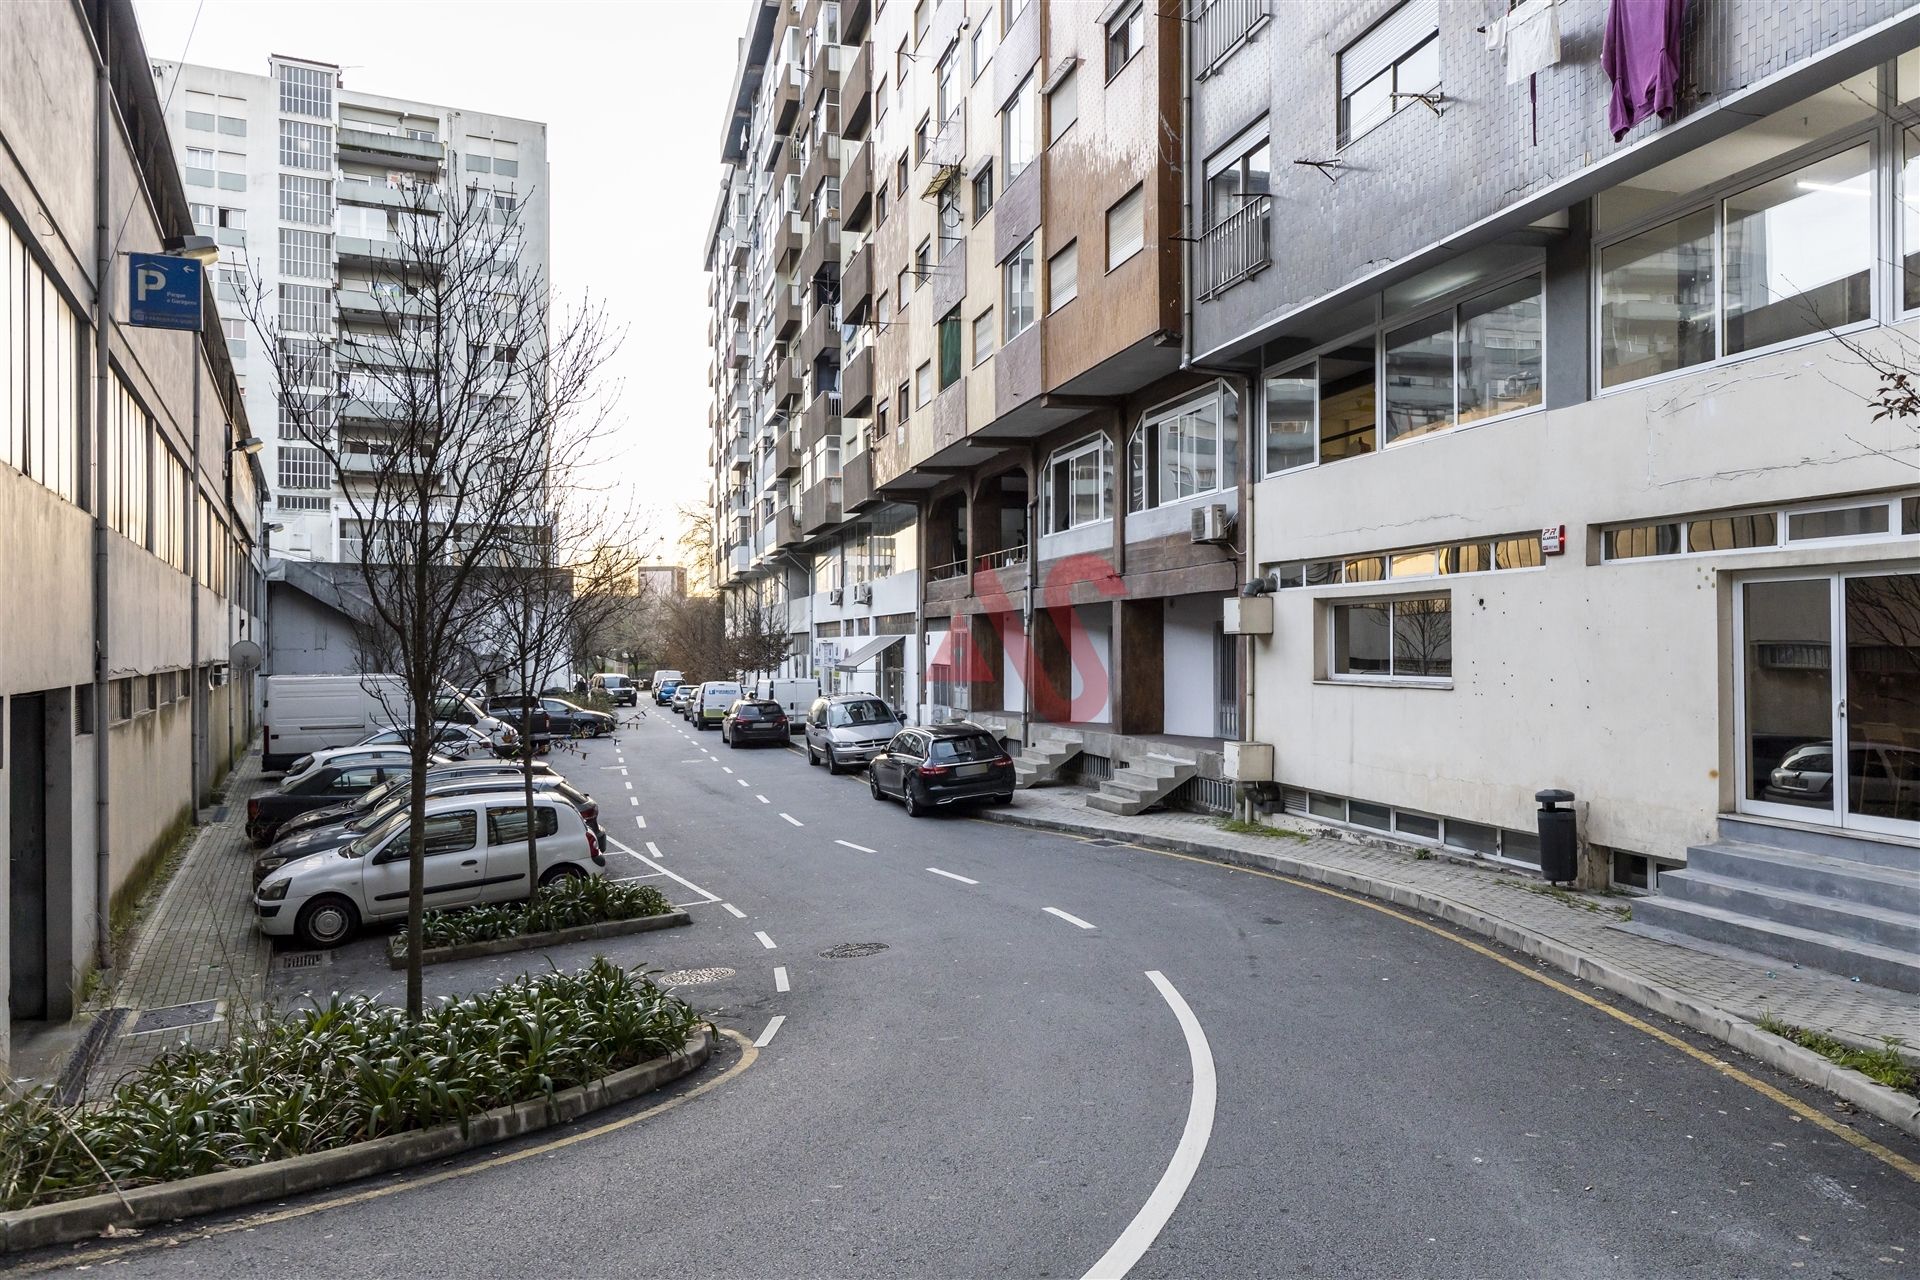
[{"xmin": 25, "ymin": 708, "xmax": 1920, "ymax": 1278}]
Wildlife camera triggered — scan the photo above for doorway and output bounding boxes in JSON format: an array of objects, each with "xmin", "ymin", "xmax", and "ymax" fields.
[
  {"xmin": 1737, "ymin": 572, "xmax": 1920, "ymax": 836},
  {"xmin": 9, "ymin": 694, "xmax": 49, "ymax": 1021}
]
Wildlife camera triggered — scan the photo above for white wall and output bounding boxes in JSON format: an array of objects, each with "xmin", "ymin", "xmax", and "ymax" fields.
[{"xmin": 1069, "ymin": 604, "xmax": 1112, "ymax": 724}]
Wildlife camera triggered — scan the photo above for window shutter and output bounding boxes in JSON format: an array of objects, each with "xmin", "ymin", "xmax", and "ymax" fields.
[
  {"xmin": 1048, "ymin": 69, "xmax": 1078, "ymax": 143},
  {"xmin": 1339, "ymin": 0, "xmax": 1437, "ymax": 93},
  {"xmin": 1107, "ymin": 186, "xmax": 1144, "ymax": 269},
  {"xmin": 1049, "ymin": 241, "xmax": 1078, "ymax": 310}
]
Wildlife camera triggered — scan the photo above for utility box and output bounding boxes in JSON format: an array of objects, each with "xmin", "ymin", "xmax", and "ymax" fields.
[
  {"xmin": 1224, "ymin": 596, "xmax": 1274, "ymax": 636},
  {"xmin": 1226, "ymin": 740, "xmax": 1274, "ymax": 782}
]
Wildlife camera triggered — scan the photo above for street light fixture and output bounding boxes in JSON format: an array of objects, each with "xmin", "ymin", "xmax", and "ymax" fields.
[
  {"xmin": 162, "ymin": 233, "xmax": 220, "ymax": 266},
  {"xmin": 236, "ymin": 435, "xmax": 265, "ymax": 454}
]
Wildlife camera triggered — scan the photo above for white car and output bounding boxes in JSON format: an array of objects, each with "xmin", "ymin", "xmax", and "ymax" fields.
[
  {"xmin": 282, "ymin": 744, "xmax": 439, "ymax": 781},
  {"xmin": 255, "ymin": 792, "xmax": 609, "ymax": 947},
  {"xmin": 355, "ymin": 722, "xmax": 495, "ymax": 760}
]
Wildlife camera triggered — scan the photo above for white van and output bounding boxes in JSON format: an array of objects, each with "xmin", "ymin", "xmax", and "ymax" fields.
[
  {"xmin": 262, "ymin": 675, "xmax": 501, "ymax": 771},
  {"xmin": 692, "ymin": 681, "xmax": 743, "ymax": 730},
  {"xmin": 754, "ymin": 678, "xmax": 820, "ymax": 731}
]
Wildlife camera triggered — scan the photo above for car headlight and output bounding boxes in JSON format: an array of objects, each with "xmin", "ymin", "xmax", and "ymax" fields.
[{"xmin": 259, "ymin": 878, "xmax": 291, "ymax": 901}]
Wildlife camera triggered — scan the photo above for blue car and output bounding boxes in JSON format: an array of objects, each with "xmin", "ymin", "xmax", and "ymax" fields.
[{"xmin": 653, "ymin": 679, "xmax": 682, "ymax": 706}]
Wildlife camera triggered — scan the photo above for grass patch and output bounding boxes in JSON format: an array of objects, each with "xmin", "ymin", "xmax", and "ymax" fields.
[
  {"xmin": 1500, "ymin": 880, "xmax": 1633, "ymax": 920},
  {"xmin": 1217, "ymin": 818, "xmax": 1308, "ymax": 842},
  {"xmin": 1755, "ymin": 1015, "xmax": 1918, "ymax": 1094},
  {"xmin": 389, "ymin": 876, "xmax": 675, "ymax": 958},
  {"xmin": 0, "ymin": 959, "xmax": 700, "ymax": 1211}
]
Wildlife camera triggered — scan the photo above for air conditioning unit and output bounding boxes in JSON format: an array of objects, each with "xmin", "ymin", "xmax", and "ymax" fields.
[
  {"xmin": 1190, "ymin": 503, "xmax": 1233, "ymax": 545},
  {"xmin": 828, "ymin": 587, "xmax": 844, "ymax": 604},
  {"xmin": 853, "ymin": 582, "xmax": 873, "ymax": 604}
]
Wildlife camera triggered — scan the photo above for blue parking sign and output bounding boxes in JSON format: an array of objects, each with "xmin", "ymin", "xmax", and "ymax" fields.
[{"xmin": 128, "ymin": 253, "xmax": 204, "ymax": 331}]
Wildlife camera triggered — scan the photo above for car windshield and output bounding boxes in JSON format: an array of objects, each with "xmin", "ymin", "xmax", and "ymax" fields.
[
  {"xmin": 360, "ymin": 729, "xmax": 404, "ymax": 745},
  {"xmin": 831, "ymin": 700, "xmax": 895, "ymax": 727},
  {"xmin": 931, "ymin": 735, "xmax": 1002, "ymax": 764},
  {"xmin": 344, "ymin": 807, "xmax": 409, "ymax": 858},
  {"xmin": 354, "ymin": 777, "xmax": 406, "ymax": 811},
  {"xmin": 602, "ymin": 676, "xmax": 628, "ymax": 687}
]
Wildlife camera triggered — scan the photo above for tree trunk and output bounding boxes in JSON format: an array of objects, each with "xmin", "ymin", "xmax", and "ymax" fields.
[
  {"xmin": 405, "ymin": 678, "xmax": 431, "ymax": 1021},
  {"xmin": 522, "ymin": 594, "xmax": 539, "ymax": 904}
]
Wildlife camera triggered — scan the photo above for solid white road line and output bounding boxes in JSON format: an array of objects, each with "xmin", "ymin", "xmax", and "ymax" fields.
[
  {"xmin": 926, "ymin": 867, "xmax": 978, "ymax": 885},
  {"xmin": 779, "ymin": 812, "xmax": 803, "ymax": 827},
  {"xmin": 754, "ymin": 1014, "xmax": 786, "ymax": 1046},
  {"xmin": 756, "ymin": 795, "xmax": 770, "ymax": 804},
  {"xmin": 609, "ymin": 870, "xmax": 667, "ymax": 883},
  {"xmin": 1044, "ymin": 907, "xmax": 1097, "ymax": 931},
  {"xmin": 720, "ymin": 902, "xmax": 747, "ymax": 919},
  {"xmin": 755, "ymin": 931, "xmax": 777, "ymax": 949},
  {"xmin": 834, "ymin": 839, "xmax": 877, "ymax": 853},
  {"xmin": 1080, "ymin": 972, "xmax": 1217, "ymax": 1280},
  {"xmin": 773, "ymin": 966, "xmax": 790, "ymax": 992},
  {"xmin": 605, "ymin": 836, "xmax": 721, "ymax": 904}
]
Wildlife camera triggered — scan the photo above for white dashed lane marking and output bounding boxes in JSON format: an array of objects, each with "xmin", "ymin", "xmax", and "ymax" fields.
[
  {"xmin": 755, "ymin": 1014, "xmax": 785, "ymax": 1046},
  {"xmin": 835, "ymin": 840, "xmax": 876, "ymax": 853},
  {"xmin": 720, "ymin": 902, "xmax": 747, "ymax": 918},
  {"xmin": 1044, "ymin": 907, "xmax": 1097, "ymax": 931},
  {"xmin": 773, "ymin": 966, "xmax": 790, "ymax": 993},
  {"xmin": 927, "ymin": 867, "xmax": 978, "ymax": 885},
  {"xmin": 779, "ymin": 813, "xmax": 803, "ymax": 827},
  {"xmin": 755, "ymin": 931, "xmax": 777, "ymax": 950}
]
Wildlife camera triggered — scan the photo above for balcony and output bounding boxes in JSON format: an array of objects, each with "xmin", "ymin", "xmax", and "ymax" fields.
[
  {"xmin": 800, "ymin": 476, "xmax": 843, "ymax": 534},
  {"xmin": 842, "ymin": 450, "xmax": 875, "ymax": 512},
  {"xmin": 801, "ymin": 389, "xmax": 842, "ymax": 446},
  {"xmin": 772, "ymin": 60, "xmax": 804, "ymax": 134},
  {"xmin": 337, "ymin": 285, "xmax": 416, "ymax": 324},
  {"xmin": 1196, "ymin": 0, "xmax": 1271, "ymax": 79},
  {"xmin": 804, "ymin": 44, "xmax": 841, "ymax": 112},
  {"xmin": 842, "ymin": 43, "xmax": 871, "ymax": 140},
  {"xmin": 335, "ymin": 235, "xmax": 410, "ymax": 269},
  {"xmin": 775, "ymin": 427, "xmax": 803, "ymax": 476},
  {"xmin": 727, "ymin": 275, "xmax": 750, "ymax": 318},
  {"xmin": 772, "ymin": 355, "xmax": 803, "ymax": 406},
  {"xmin": 776, "ymin": 505, "xmax": 803, "ymax": 547},
  {"xmin": 773, "ymin": 281, "xmax": 802, "ymax": 340},
  {"xmin": 338, "ymin": 127, "xmax": 443, "ymax": 173},
  {"xmin": 797, "ymin": 217, "xmax": 839, "ymax": 291},
  {"xmin": 842, "ymin": 141, "xmax": 874, "ymax": 232},
  {"xmin": 801, "ymin": 134, "xmax": 841, "ymax": 215},
  {"xmin": 1198, "ymin": 195, "xmax": 1273, "ymax": 299},
  {"xmin": 842, "ymin": 344, "xmax": 874, "ymax": 414},
  {"xmin": 772, "ymin": 209, "xmax": 804, "ymax": 268},
  {"xmin": 728, "ymin": 545, "xmax": 752, "ymax": 576},
  {"xmin": 841, "ymin": 240, "xmax": 873, "ymax": 319},
  {"xmin": 797, "ymin": 298, "xmax": 842, "ymax": 368},
  {"xmin": 728, "ymin": 433, "xmax": 752, "ymax": 471},
  {"xmin": 337, "ymin": 179, "xmax": 441, "ymax": 214},
  {"xmin": 728, "ymin": 328, "xmax": 751, "ymax": 367}
]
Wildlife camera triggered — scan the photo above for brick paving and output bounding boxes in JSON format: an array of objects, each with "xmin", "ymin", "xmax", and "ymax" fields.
[
  {"xmin": 84, "ymin": 754, "xmax": 273, "ymax": 1096},
  {"xmin": 989, "ymin": 785, "xmax": 1920, "ymax": 1047}
]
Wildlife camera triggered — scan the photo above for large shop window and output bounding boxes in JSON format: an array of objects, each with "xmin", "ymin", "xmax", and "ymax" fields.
[
  {"xmin": 1383, "ymin": 274, "xmax": 1542, "ymax": 444},
  {"xmin": 1260, "ymin": 344, "xmax": 1376, "ymax": 475},
  {"xmin": 1128, "ymin": 386, "xmax": 1239, "ymax": 511},
  {"xmin": 1600, "ymin": 143, "xmax": 1872, "ymax": 388},
  {"xmin": 1330, "ymin": 595, "xmax": 1451, "ymax": 683},
  {"xmin": 1042, "ymin": 433, "xmax": 1114, "ymax": 533}
]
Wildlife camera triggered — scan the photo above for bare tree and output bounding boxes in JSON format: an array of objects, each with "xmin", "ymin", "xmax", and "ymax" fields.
[
  {"xmin": 240, "ymin": 181, "xmax": 617, "ymax": 1018},
  {"xmin": 728, "ymin": 588, "xmax": 792, "ymax": 683}
]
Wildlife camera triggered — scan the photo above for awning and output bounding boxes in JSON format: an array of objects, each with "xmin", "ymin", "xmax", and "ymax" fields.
[{"xmin": 835, "ymin": 632, "xmax": 906, "ymax": 671}]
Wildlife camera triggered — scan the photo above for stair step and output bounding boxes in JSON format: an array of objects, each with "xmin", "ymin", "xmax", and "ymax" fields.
[
  {"xmin": 1629, "ymin": 897, "xmax": 1920, "ymax": 994},
  {"xmin": 1657, "ymin": 868, "xmax": 1920, "ymax": 952},
  {"xmin": 1717, "ymin": 816, "xmax": 1920, "ymax": 870},
  {"xmin": 1685, "ymin": 842, "xmax": 1920, "ymax": 914}
]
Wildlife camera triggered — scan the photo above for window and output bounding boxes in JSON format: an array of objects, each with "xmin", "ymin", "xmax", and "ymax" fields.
[
  {"xmin": 189, "ymin": 202, "xmax": 215, "ymax": 226},
  {"xmin": 875, "ymin": 399, "xmax": 890, "ymax": 440},
  {"xmin": 937, "ymin": 45, "xmax": 958, "ymax": 124},
  {"xmin": 1129, "ymin": 386, "xmax": 1238, "ymax": 509},
  {"xmin": 972, "ymin": 308, "xmax": 994, "ymax": 365},
  {"xmin": 973, "ymin": 163, "xmax": 995, "ymax": 220},
  {"xmin": 876, "ymin": 74, "xmax": 889, "ymax": 123},
  {"xmin": 876, "ymin": 290, "xmax": 892, "ymax": 328},
  {"xmin": 897, "ymin": 38, "xmax": 910, "ymax": 83},
  {"xmin": 1004, "ymin": 0, "xmax": 1030, "ymax": 30},
  {"xmin": 937, "ymin": 188, "xmax": 960, "ymax": 259},
  {"xmin": 154, "ymin": 442, "xmax": 188, "ymax": 570},
  {"xmin": 876, "ymin": 178, "xmax": 889, "ymax": 226},
  {"xmin": 915, "ymin": 238, "xmax": 931, "ymax": 287},
  {"xmin": 279, "ymin": 174, "xmax": 332, "ymax": 225},
  {"xmin": 1048, "ymin": 240, "xmax": 1077, "ymax": 311},
  {"xmin": 1267, "ymin": 534, "xmax": 1540, "ymax": 588},
  {"xmin": 914, "ymin": 0, "xmax": 929, "ymax": 45},
  {"xmin": 897, "ymin": 267, "xmax": 912, "ymax": 308},
  {"xmin": 1331, "ymin": 596, "xmax": 1451, "ymax": 682},
  {"xmin": 279, "ymin": 283, "xmax": 329, "ymax": 335},
  {"xmin": 1003, "ymin": 72, "xmax": 1037, "ymax": 183},
  {"xmin": 279, "ymin": 227, "xmax": 331, "ymax": 279},
  {"xmin": 1, "ymin": 223, "xmax": 81, "ymax": 502},
  {"xmin": 1205, "ymin": 133, "xmax": 1270, "ymax": 231},
  {"xmin": 279, "ymin": 118, "xmax": 332, "ymax": 170},
  {"xmin": 487, "ymin": 805, "xmax": 559, "ymax": 844},
  {"xmin": 1048, "ymin": 68, "xmax": 1077, "ymax": 144},
  {"xmin": 1383, "ymin": 274, "xmax": 1542, "ymax": 444},
  {"xmin": 107, "ymin": 376, "xmax": 150, "ymax": 541},
  {"xmin": 1599, "ymin": 144, "xmax": 1870, "ymax": 388},
  {"xmin": 915, "ymin": 361, "xmax": 933, "ymax": 406},
  {"xmin": 896, "ymin": 153, "xmax": 909, "ymax": 196},
  {"xmin": 222, "ymin": 317, "xmax": 245, "ymax": 341},
  {"xmin": 1041, "ymin": 434, "xmax": 1115, "ymax": 532},
  {"xmin": 185, "ymin": 146, "xmax": 215, "ymax": 171},
  {"xmin": 217, "ymin": 206, "xmax": 244, "ymax": 230},
  {"xmin": 1599, "ymin": 496, "xmax": 1912, "ymax": 562},
  {"xmin": 971, "ymin": 19, "xmax": 992, "ymax": 79},
  {"xmin": 1106, "ymin": 185, "xmax": 1143, "ymax": 270},
  {"xmin": 1106, "ymin": 0, "xmax": 1145, "ymax": 79},
  {"xmin": 278, "ymin": 443, "xmax": 331, "ymax": 492},
  {"xmin": 1003, "ymin": 236, "xmax": 1036, "ymax": 339},
  {"xmin": 915, "ymin": 114, "xmax": 930, "ymax": 164},
  {"xmin": 276, "ymin": 62, "xmax": 332, "ymax": 118},
  {"xmin": 185, "ymin": 90, "xmax": 216, "ymax": 129},
  {"xmin": 217, "ymin": 96, "xmax": 246, "ymax": 134},
  {"xmin": 938, "ymin": 308, "xmax": 962, "ymax": 388},
  {"xmin": 1338, "ymin": 0, "xmax": 1439, "ymax": 145}
]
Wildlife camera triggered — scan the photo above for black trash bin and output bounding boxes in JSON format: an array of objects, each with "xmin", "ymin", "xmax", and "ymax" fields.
[{"xmin": 1535, "ymin": 789, "xmax": 1577, "ymax": 884}]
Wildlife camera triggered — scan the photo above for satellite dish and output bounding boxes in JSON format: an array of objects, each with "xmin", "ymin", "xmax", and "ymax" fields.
[{"xmin": 229, "ymin": 639, "xmax": 263, "ymax": 673}]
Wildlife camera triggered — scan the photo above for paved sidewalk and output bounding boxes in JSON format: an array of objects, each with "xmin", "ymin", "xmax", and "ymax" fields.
[
  {"xmin": 83, "ymin": 754, "xmax": 274, "ymax": 1096},
  {"xmin": 984, "ymin": 785, "xmax": 1920, "ymax": 1109}
]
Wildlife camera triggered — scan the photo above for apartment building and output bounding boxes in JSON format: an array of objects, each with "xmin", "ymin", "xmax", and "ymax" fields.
[
  {"xmin": 3, "ymin": 0, "xmax": 266, "ymax": 1068},
  {"xmin": 1193, "ymin": 1, "xmax": 1920, "ymax": 988},
  {"xmin": 152, "ymin": 55, "xmax": 550, "ymax": 563}
]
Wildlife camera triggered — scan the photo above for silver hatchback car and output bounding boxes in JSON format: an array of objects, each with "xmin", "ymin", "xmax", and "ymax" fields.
[{"xmin": 803, "ymin": 695, "xmax": 904, "ymax": 774}]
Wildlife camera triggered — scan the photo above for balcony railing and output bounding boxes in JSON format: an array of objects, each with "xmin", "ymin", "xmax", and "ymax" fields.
[
  {"xmin": 926, "ymin": 557, "xmax": 968, "ymax": 583},
  {"xmin": 1195, "ymin": 0, "xmax": 1270, "ymax": 78},
  {"xmin": 1198, "ymin": 195, "xmax": 1273, "ymax": 299},
  {"xmin": 977, "ymin": 544, "xmax": 1027, "ymax": 572}
]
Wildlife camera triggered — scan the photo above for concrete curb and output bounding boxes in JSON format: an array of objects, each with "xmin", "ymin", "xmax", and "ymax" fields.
[
  {"xmin": 385, "ymin": 910, "xmax": 692, "ymax": 969},
  {"xmin": 985, "ymin": 807, "xmax": 1920, "ymax": 1142},
  {"xmin": 0, "ymin": 1030, "xmax": 711, "ymax": 1255}
]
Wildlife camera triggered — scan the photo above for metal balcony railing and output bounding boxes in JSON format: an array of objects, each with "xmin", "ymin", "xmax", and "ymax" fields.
[
  {"xmin": 1195, "ymin": 0, "xmax": 1269, "ymax": 78},
  {"xmin": 926, "ymin": 557, "xmax": 968, "ymax": 583},
  {"xmin": 1198, "ymin": 195, "xmax": 1273, "ymax": 299},
  {"xmin": 977, "ymin": 544, "xmax": 1027, "ymax": 572}
]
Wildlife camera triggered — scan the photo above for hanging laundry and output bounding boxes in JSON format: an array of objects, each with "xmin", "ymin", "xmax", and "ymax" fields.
[
  {"xmin": 1484, "ymin": 0, "xmax": 1562, "ymax": 86},
  {"xmin": 1602, "ymin": 0, "xmax": 1688, "ymax": 140}
]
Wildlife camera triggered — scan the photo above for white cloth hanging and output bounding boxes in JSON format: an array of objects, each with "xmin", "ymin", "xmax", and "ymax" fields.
[{"xmin": 1485, "ymin": 0, "xmax": 1562, "ymax": 85}]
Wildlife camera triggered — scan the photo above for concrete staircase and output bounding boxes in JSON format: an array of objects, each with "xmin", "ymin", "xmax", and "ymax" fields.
[
  {"xmin": 1085, "ymin": 753, "xmax": 1198, "ymax": 817},
  {"xmin": 1630, "ymin": 816, "xmax": 1920, "ymax": 993},
  {"xmin": 1012, "ymin": 734, "xmax": 1084, "ymax": 790}
]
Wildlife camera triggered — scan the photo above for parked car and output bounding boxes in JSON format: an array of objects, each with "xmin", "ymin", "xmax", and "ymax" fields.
[
  {"xmin": 803, "ymin": 695, "xmax": 904, "ymax": 773},
  {"xmin": 753, "ymin": 678, "xmax": 820, "ymax": 731},
  {"xmin": 254, "ymin": 792, "xmax": 609, "ymax": 947},
  {"xmin": 691, "ymin": 681, "xmax": 743, "ymax": 730},
  {"xmin": 652, "ymin": 671, "xmax": 686, "ymax": 705},
  {"xmin": 353, "ymin": 722, "xmax": 496, "ymax": 761},
  {"xmin": 282, "ymin": 745, "xmax": 424, "ymax": 783},
  {"xmin": 246, "ymin": 756, "xmax": 440, "ymax": 845},
  {"xmin": 540, "ymin": 697, "xmax": 616, "ymax": 738},
  {"xmin": 591, "ymin": 673, "xmax": 638, "ymax": 706},
  {"xmin": 1765, "ymin": 740, "xmax": 1920, "ymax": 818},
  {"xmin": 271, "ymin": 760, "xmax": 554, "ymax": 846},
  {"xmin": 672, "ymin": 685, "xmax": 698, "ymax": 717},
  {"xmin": 722, "ymin": 698, "xmax": 789, "ymax": 747},
  {"xmin": 255, "ymin": 773, "xmax": 604, "ymax": 883},
  {"xmin": 868, "ymin": 724, "xmax": 1015, "ymax": 816},
  {"xmin": 489, "ymin": 699, "xmax": 555, "ymax": 754}
]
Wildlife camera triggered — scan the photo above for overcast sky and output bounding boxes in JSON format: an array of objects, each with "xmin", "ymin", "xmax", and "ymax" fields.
[{"xmin": 132, "ymin": 0, "xmax": 747, "ymax": 568}]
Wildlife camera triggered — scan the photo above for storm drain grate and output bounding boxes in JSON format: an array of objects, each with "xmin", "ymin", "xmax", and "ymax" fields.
[
  {"xmin": 277, "ymin": 951, "xmax": 329, "ymax": 971},
  {"xmin": 656, "ymin": 967, "xmax": 735, "ymax": 986},
  {"xmin": 820, "ymin": 942, "xmax": 889, "ymax": 959},
  {"xmin": 1085, "ymin": 838, "xmax": 1122, "ymax": 847},
  {"xmin": 129, "ymin": 1001, "xmax": 223, "ymax": 1034}
]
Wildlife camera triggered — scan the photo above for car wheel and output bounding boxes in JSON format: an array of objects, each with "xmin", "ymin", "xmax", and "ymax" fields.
[
  {"xmin": 869, "ymin": 773, "xmax": 886, "ymax": 802},
  {"xmin": 539, "ymin": 864, "xmax": 587, "ymax": 888},
  {"xmin": 825, "ymin": 746, "xmax": 842, "ymax": 775},
  {"xmin": 993, "ymin": 793, "xmax": 1014, "ymax": 806},
  {"xmin": 903, "ymin": 783, "xmax": 926, "ymax": 818},
  {"xmin": 729, "ymin": 733, "xmax": 742, "ymax": 749},
  {"xmin": 807, "ymin": 741, "xmax": 819, "ymax": 766},
  {"xmin": 294, "ymin": 895, "xmax": 360, "ymax": 948}
]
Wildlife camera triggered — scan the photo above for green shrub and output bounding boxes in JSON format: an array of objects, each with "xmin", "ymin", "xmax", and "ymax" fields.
[
  {"xmin": 397, "ymin": 876, "xmax": 675, "ymax": 955},
  {"xmin": 0, "ymin": 959, "xmax": 699, "ymax": 1211}
]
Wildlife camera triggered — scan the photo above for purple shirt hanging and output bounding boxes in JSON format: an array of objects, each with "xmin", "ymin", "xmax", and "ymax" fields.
[{"xmin": 1602, "ymin": 0, "xmax": 1687, "ymax": 140}]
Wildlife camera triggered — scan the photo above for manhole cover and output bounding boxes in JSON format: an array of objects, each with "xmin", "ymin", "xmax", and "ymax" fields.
[
  {"xmin": 277, "ymin": 951, "xmax": 329, "ymax": 971},
  {"xmin": 656, "ymin": 967, "xmax": 735, "ymax": 986},
  {"xmin": 129, "ymin": 1001, "xmax": 222, "ymax": 1034},
  {"xmin": 820, "ymin": 942, "xmax": 889, "ymax": 959}
]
